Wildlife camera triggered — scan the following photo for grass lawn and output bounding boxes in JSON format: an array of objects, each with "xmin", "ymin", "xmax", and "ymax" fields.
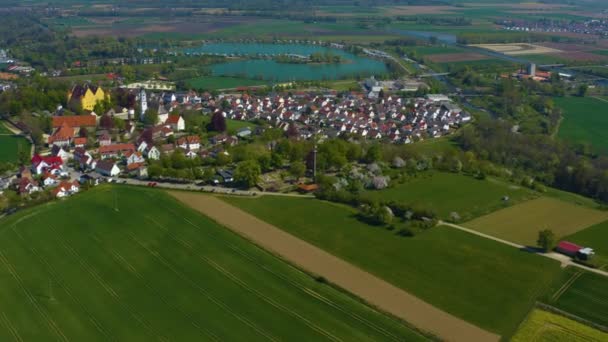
[
  {"xmin": 543, "ymin": 269, "xmax": 608, "ymax": 328},
  {"xmin": 0, "ymin": 186, "xmax": 425, "ymax": 341},
  {"xmin": 186, "ymin": 76, "xmax": 270, "ymax": 90},
  {"xmin": 565, "ymin": 220, "xmax": 608, "ymax": 269},
  {"xmin": 465, "ymin": 197, "xmax": 608, "ymax": 247},
  {"xmin": 556, "ymin": 96, "xmax": 608, "ymax": 155},
  {"xmin": 224, "ymin": 195, "xmax": 563, "ymax": 336},
  {"xmin": 0, "ymin": 122, "xmax": 30, "ymax": 163},
  {"xmin": 511, "ymin": 308, "xmax": 608, "ymax": 342},
  {"xmin": 362, "ymin": 172, "xmax": 536, "ymax": 221}
]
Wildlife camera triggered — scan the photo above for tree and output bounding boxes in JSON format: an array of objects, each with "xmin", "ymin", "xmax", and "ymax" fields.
[
  {"xmin": 286, "ymin": 123, "xmax": 299, "ymax": 138},
  {"xmin": 143, "ymin": 108, "xmax": 159, "ymax": 126},
  {"xmin": 210, "ymin": 112, "xmax": 226, "ymax": 132},
  {"xmin": 364, "ymin": 144, "xmax": 382, "ymax": 163},
  {"xmin": 537, "ymin": 229, "xmax": 556, "ymax": 252},
  {"xmin": 577, "ymin": 84, "xmax": 588, "ymax": 97},
  {"xmin": 289, "ymin": 161, "xmax": 306, "ymax": 181},
  {"xmin": 78, "ymin": 127, "xmax": 88, "ymax": 138},
  {"xmin": 234, "ymin": 160, "xmax": 261, "ymax": 188}
]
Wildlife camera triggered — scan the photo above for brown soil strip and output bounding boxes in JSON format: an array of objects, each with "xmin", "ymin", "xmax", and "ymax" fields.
[
  {"xmin": 427, "ymin": 53, "xmax": 490, "ymax": 63},
  {"xmin": 169, "ymin": 191, "xmax": 500, "ymax": 342}
]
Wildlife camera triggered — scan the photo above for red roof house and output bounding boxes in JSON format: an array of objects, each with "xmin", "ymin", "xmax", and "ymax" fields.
[{"xmin": 52, "ymin": 115, "xmax": 97, "ymax": 129}]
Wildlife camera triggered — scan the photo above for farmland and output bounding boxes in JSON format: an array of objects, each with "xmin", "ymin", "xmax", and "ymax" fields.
[
  {"xmin": 0, "ymin": 187, "xmax": 426, "ymax": 341},
  {"xmin": 543, "ymin": 269, "xmax": 608, "ymax": 328},
  {"xmin": 361, "ymin": 172, "xmax": 536, "ymax": 221},
  {"xmin": 224, "ymin": 195, "xmax": 563, "ymax": 336},
  {"xmin": 511, "ymin": 309, "xmax": 608, "ymax": 342},
  {"xmin": 565, "ymin": 220, "xmax": 608, "ymax": 268},
  {"xmin": 555, "ymin": 97, "xmax": 608, "ymax": 155},
  {"xmin": 465, "ymin": 197, "xmax": 608, "ymax": 246}
]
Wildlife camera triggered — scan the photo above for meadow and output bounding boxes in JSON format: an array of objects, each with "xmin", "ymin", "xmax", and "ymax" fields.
[
  {"xmin": 556, "ymin": 96, "xmax": 608, "ymax": 155},
  {"xmin": 361, "ymin": 172, "xmax": 535, "ymax": 221},
  {"xmin": 0, "ymin": 122, "xmax": 30, "ymax": 163},
  {"xmin": 565, "ymin": 220, "xmax": 608, "ymax": 268},
  {"xmin": 543, "ymin": 270, "xmax": 608, "ymax": 328},
  {"xmin": 465, "ymin": 197, "xmax": 608, "ymax": 246},
  {"xmin": 224, "ymin": 195, "xmax": 563, "ymax": 336},
  {"xmin": 0, "ymin": 187, "xmax": 425, "ymax": 341},
  {"xmin": 511, "ymin": 309, "xmax": 608, "ymax": 342}
]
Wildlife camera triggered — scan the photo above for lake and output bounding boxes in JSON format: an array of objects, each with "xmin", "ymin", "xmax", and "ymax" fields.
[{"xmin": 184, "ymin": 43, "xmax": 389, "ymax": 82}]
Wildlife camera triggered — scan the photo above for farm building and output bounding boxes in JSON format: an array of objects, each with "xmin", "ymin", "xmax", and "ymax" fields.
[{"xmin": 555, "ymin": 241, "xmax": 595, "ymax": 260}]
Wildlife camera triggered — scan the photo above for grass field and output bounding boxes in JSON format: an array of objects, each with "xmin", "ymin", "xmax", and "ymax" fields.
[
  {"xmin": 565, "ymin": 220, "xmax": 608, "ymax": 268},
  {"xmin": 0, "ymin": 186, "xmax": 426, "ymax": 341},
  {"xmin": 556, "ymin": 97, "xmax": 608, "ymax": 155},
  {"xmin": 544, "ymin": 269, "xmax": 608, "ymax": 328},
  {"xmin": 465, "ymin": 197, "xmax": 608, "ymax": 246},
  {"xmin": 512, "ymin": 309, "xmax": 608, "ymax": 342},
  {"xmin": 224, "ymin": 195, "xmax": 563, "ymax": 336},
  {"xmin": 0, "ymin": 122, "xmax": 30, "ymax": 163},
  {"xmin": 186, "ymin": 76, "xmax": 270, "ymax": 90},
  {"xmin": 362, "ymin": 172, "xmax": 536, "ymax": 221}
]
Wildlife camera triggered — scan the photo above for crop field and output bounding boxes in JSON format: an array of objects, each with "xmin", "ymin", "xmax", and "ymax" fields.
[
  {"xmin": 555, "ymin": 97, "xmax": 608, "ymax": 155},
  {"xmin": 186, "ymin": 76, "xmax": 269, "ymax": 90},
  {"xmin": 544, "ymin": 270, "xmax": 608, "ymax": 328},
  {"xmin": 427, "ymin": 52, "xmax": 490, "ymax": 63},
  {"xmin": 361, "ymin": 172, "xmax": 535, "ymax": 221},
  {"xmin": 470, "ymin": 43, "xmax": 562, "ymax": 56},
  {"xmin": 224, "ymin": 195, "xmax": 563, "ymax": 336},
  {"xmin": 465, "ymin": 197, "xmax": 608, "ymax": 246},
  {"xmin": 0, "ymin": 187, "xmax": 425, "ymax": 341},
  {"xmin": 511, "ymin": 309, "xmax": 608, "ymax": 342}
]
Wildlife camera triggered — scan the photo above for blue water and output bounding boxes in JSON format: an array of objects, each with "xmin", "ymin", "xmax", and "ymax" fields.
[{"xmin": 185, "ymin": 43, "xmax": 389, "ymax": 81}]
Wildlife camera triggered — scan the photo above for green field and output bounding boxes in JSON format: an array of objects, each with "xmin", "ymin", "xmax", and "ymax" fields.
[
  {"xmin": 565, "ymin": 220, "xmax": 608, "ymax": 268},
  {"xmin": 0, "ymin": 187, "xmax": 426, "ymax": 341},
  {"xmin": 465, "ymin": 197, "xmax": 608, "ymax": 246},
  {"xmin": 512, "ymin": 309, "xmax": 608, "ymax": 342},
  {"xmin": 556, "ymin": 97, "xmax": 608, "ymax": 155},
  {"xmin": 224, "ymin": 195, "xmax": 563, "ymax": 335},
  {"xmin": 362, "ymin": 172, "xmax": 535, "ymax": 221},
  {"xmin": 0, "ymin": 122, "xmax": 30, "ymax": 163},
  {"xmin": 544, "ymin": 269, "xmax": 608, "ymax": 328},
  {"xmin": 186, "ymin": 76, "xmax": 270, "ymax": 90}
]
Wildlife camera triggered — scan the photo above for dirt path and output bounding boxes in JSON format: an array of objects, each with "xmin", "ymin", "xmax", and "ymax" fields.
[{"xmin": 169, "ymin": 191, "xmax": 500, "ymax": 342}]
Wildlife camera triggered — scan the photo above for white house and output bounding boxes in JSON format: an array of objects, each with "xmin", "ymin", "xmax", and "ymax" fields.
[
  {"xmin": 125, "ymin": 151, "xmax": 145, "ymax": 165},
  {"xmin": 165, "ymin": 114, "xmax": 185, "ymax": 132},
  {"xmin": 146, "ymin": 146, "xmax": 160, "ymax": 160},
  {"xmin": 96, "ymin": 160, "xmax": 120, "ymax": 177}
]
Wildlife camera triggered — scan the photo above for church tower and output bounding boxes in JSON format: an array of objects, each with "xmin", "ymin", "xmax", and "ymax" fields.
[{"xmin": 139, "ymin": 88, "xmax": 147, "ymax": 121}]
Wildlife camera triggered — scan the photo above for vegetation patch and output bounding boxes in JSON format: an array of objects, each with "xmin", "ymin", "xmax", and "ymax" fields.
[
  {"xmin": 544, "ymin": 270, "xmax": 608, "ymax": 328},
  {"xmin": 556, "ymin": 96, "xmax": 608, "ymax": 155},
  {"xmin": 0, "ymin": 187, "xmax": 424, "ymax": 341},
  {"xmin": 361, "ymin": 172, "xmax": 535, "ymax": 221},
  {"xmin": 224, "ymin": 195, "xmax": 563, "ymax": 335},
  {"xmin": 465, "ymin": 197, "xmax": 608, "ymax": 246},
  {"xmin": 186, "ymin": 76, "xmax": 270, "ymax": 90},
  {"xmin": 512, "ymin": 308, "xmax": 608, "ymax": 342}
]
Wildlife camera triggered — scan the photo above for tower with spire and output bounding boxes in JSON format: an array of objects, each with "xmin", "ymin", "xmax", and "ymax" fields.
[{"xmin": 139, "ymin": 88, "xmax": 147, "ymax": 121}]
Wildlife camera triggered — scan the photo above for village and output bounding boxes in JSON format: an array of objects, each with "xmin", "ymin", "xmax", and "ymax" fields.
[{"xmin": 1, "ymin": 80, "xmax": 469, "ymax": 200}]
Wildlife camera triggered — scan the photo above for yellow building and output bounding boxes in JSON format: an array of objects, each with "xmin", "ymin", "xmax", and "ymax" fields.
[{"xmin": 67, "ymin": 84, "xmax": 109, "ymax": 112}]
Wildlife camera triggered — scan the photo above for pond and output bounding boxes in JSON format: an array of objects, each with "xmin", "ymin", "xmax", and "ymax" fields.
[{"xmin": 184, "ymin": 43, "xmax": 389, "ymax": 82}]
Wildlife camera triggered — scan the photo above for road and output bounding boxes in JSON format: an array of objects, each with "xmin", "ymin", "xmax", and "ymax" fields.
[
  {"xmin": 111, "ymin": 176, "xmax": 314, "ymax": 198},
  {"xmin": 170, "ymin": 192, "xmax": 500, "ymax": 342},
  {"xmin": 439, "ymin": 221, "xmax": 608, "ymax": 278}
]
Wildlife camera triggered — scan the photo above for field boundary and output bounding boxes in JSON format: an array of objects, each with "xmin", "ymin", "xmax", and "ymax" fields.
[
  {"xmin": 536, "ymin": 302, "xmax": 608, "ymax": 333},
  {"xmin": 169, "ymin": 191, "xmax": 500, "ymax": 342}
]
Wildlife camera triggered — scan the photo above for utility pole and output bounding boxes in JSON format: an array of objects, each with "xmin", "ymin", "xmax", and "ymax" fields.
[{"xmin": 313, "ymin": 143, "xmax": 317, "ymax": 181}]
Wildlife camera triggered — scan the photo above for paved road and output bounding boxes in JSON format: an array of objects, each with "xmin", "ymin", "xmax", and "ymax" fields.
[
  {"xmin": 439, "ymin": 221, "xmax": 608, "ymax": 278},
  {"xmin": 116, "ymin": 177, "xmax": 314, "ymax": 198},
  {"xmin": 171, "ymin": 192, "xmax": 500, "ymax": 342}
]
